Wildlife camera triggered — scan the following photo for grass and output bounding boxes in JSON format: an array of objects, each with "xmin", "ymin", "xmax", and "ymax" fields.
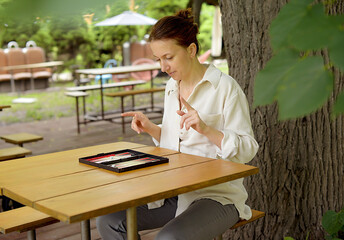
[{"xmin": 0, "ymin": 78, "xmax": 166, "ymax": 125}]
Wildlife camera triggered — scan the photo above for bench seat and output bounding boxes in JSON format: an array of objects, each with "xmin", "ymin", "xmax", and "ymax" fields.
[
  {"xmin": 0, "ymin": 147, "xmax": 32, "ymax": 161},
  {"xmin": 0, "ymin": 206, "xmax": 57, "ymax": 234},
  {"xmin": 105, "ymin": 87, "xmax": 165, "ymax": 133},
  {"xmin": 0, "ymin": 133, "xmax": 43, "ymax": 147},
  {"xmin": 104, "ymin": 87, "xmax": 165, "ymax": 98},
  {"xmin": 140, "ymin": 209, "xmax": 265, "ymax": 240}
]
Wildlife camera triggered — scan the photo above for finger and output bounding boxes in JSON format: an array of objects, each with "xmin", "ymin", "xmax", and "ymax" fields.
[
  {"xmin": 184, "ymin": 115, "xmax": 196, "ymax": 130},
  {"xmin": 180, "ymin": 97, "xmax": 193, "ymax": 111},
  {"xmin": 180, "ymin": 112, "xmax": 192, "ymax": 129},
  {"xmin": 121, "ymin": 111, "xmax": 137, "ymax": 117},
  {"xmin": 176, "ymin": 110, "xmax": 185, "ymax": 116},
  {"xmin": 131, "ymin": 118, "xmax": 141, "ymax": 134}
]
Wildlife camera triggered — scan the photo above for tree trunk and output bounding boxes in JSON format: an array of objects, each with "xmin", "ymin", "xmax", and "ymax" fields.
[{"xmin": 219, "ymin": 0, "xmax": 344, "ymax": 239}]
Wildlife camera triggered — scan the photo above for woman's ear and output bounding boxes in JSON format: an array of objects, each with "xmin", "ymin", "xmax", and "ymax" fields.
[{"xmin": 187, "ymin": 43, "xmax": 197, "ymax": 58}]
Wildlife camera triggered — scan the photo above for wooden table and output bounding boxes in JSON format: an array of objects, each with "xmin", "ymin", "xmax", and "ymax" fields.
[
  {"xmin": 75, "ymin": 64, "xmax": 161, "ymax": 89},
  {"xmin": 0, "ymin": 61, "xmax": 63, "ymax": 92},
  {"xmin": 0, "ymin": 105, "xmax": 11, "ymax": 111},
  {"xmin": 76, "ymin": 64, "xmax": 161, "ymax": 113},
  {"xmin": 65, "ymin": 80, "xmax": 146, "ymax": 133},
  {"xmin": 0, "ymin": 142, "xmax": 259, "ymax": 240}
]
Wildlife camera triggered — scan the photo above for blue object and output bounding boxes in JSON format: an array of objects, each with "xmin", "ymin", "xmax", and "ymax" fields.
[{"xmin": 95, "ymin": 59, "xmax": 118, "ymax": 84}]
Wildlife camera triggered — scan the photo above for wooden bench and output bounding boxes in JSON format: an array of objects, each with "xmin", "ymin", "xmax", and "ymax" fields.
[
  {"xmin": 65, "ymin": 91, "xmax": 89, "ymax": 134},
  {"xmin": 0, "ymin": 147, "xmax": 32, "ymax": 161},
  {"xmin": 65, "ymin": 80, "xmax": 146, "ymax": 92},
  {"xmin": 0, "ymin": 133, "xmax": 43, "ymax": 147},
  {"xmin": 215, "ymin": 209, "xmax": 265, "ymax": 240},
  {"xmin": 0, "ymin": 206, "xmax": 58, "ymax": 240},
  {"xmin": 105, "ymin": 87, "xmax": 165, "ymax": 133},
  {"xmin": 139, "ymin": 209, "xmax": 265, "ymax": 240}
]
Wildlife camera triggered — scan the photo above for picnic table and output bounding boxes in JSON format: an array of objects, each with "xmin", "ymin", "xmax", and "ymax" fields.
[
  {"xmin": 67, "ymin": 63, "xmax": 163, "ymax": 133},
  {"xmin": 0, "ymin": 141, "xmax": 259, "ymax": 240},
  {"xmin": 0, "ymin": 61, "xmax": 63, "ymax": 92}
]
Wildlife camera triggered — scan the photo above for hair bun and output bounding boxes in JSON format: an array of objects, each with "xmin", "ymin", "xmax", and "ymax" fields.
[{"xmin": 175, "ymin": 8, "xmax": 194, "ymax": 24}]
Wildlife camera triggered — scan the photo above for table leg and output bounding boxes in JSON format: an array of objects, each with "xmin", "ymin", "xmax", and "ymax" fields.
[
  {"xmin": 150, "ymin": 70, "xmax": 154, "ymax": 111},
  {"xmin": 82, "ymin": 95, "xmax": 87, "ymax": 126},
  {"xmin": 27, "ymin": 229, "xmax": 36, "ymax": 240},
  {"xmin": 10, "ymin": 74, "xmax": 15, "ymax": 92},
  {"xmin": 126, "ymin": 206, "xmax": 138, "ymax": 240},
  {"xmin": 121, "ymin": 96, "xmax": 125, "ymax": 134},
  {"xmin": 80, "ymin": 219, "xmax": 91, "ymax": 240},
  {"xmin": 75, "ymin": 96, "xmax": 81, "ymax": 134},
  {"xmin": 100, "ymin": 75, "xmax": 104, "ymax": 120}
]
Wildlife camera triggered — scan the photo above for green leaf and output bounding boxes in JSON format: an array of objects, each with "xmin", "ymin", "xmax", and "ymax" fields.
[
  {"xmin": 322, "ymin": 210, "xmax": 343, "ymax": 235},
  {"xmin": 333, "ymin": 91, "xmax": 344, "ymax": 117},
  {"xmin": 270, "ymin": 0, "xmax": 312, "ymax": 51},
  {"xmin": 328, "ymin": 31, "xmax": 344, "ymax": 72},
  {"xmin": 284, "ymin": 237, "xmax": 295, "ymax": 240},
  {"xmin": 288, "ymin": 4, "xmax": 340, "ymax": 51},
  {"xmin": 254, "ymin": 49, "xmax": 299, "ymax": 107},
  {"xmin": 277, "ymin": 56, "xmax": 333, "ymax": 120}
]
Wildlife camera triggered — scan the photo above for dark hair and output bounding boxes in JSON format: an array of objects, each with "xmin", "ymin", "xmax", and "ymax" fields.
[{"xmin": 149, "ymin": 8, "xmax": 200, "ymax": 53}]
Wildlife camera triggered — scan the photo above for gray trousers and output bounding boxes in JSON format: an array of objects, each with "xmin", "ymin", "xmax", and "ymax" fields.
[{"xmin": 96, "ymin": 197, "xmax": 239, "ymax": 240}]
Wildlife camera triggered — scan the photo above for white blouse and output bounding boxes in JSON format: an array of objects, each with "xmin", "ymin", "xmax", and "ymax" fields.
[{"xmin": 151, "ymin": 64, "xmax": 259, "ymax": 220}]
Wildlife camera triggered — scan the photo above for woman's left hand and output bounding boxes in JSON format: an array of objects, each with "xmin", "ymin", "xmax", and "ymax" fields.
[{"xmin": 177, "ymin": 97, "xmax": 208, "ymax": 134}]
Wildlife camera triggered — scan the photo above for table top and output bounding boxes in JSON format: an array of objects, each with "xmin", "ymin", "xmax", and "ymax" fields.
[
  {"xmin": 0, "ymin": 105, "xmax": 11, "ymax": 111},
  {"xmin": 75, "ymin": 63, "xmax": 161, "ymax": 75},
  {"xmin": 0, "ymin": 142, "xmax": 259, "ymax": 223},
  {"xmin": 0, "ymin": 61, "xmax": 63, "ymax": 71},
  {"xmin": 66, "ymin": 80, "xmax": 146, "ymax": 92}
]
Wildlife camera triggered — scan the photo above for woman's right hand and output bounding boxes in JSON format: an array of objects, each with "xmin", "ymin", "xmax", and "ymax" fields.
[{"xmin": 121, "ymin": 111, "xmax": 154, "ymax": 134}]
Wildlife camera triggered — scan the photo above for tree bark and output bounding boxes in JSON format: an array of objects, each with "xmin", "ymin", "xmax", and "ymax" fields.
[{"xmin": 219, "ymin": 0, "xmax": 344, "ymax": 239}]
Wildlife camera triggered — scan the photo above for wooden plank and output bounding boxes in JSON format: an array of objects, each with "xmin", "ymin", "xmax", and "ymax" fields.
[
  {"xmin": 34, "ymin": 159, "xmax": 258, "ymax": 223},
  {"xmin": 231, "ymin": 209, "xmax": 265, "ymax": 229},
  {"xmin": 3, "ymin": 151, "xmax": 211, "ymax": 206},
  {"xmin": 0, "ymin": 105, "xmax": 11, "ymax": 111},
  {"xmin": 0, "ymin": 206, "xmax": 57, "ymax": 234},
  {"xmin": 105, "ymin": 87, "xmax": 165, "ymax": 98},
  {"xmin": 65, "ymin": 80, "xmax": 145, "ymax": 92},
  {"xmin": 0, "ymin": 133, "xmax": 43, "ymax": 145},
  {"xmin": 0, "ymin": 147, "xmax": 31, "ymax": 161},
  {"xmin": 75, "ymin": 64, "xmax": 160, "ymax": 75},
  {"xmin": 0, "ymin": 61, "xmax": 63, "ymax": 71},
  {"xmin": 0, "ymin": 142, "xmax": 145, "ymax": 188}
]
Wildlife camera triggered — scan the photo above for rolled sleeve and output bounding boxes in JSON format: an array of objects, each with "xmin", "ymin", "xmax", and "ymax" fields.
[
  {"xmin": 152, "ymin": 124, "xmax": 162, "ymax": 146},
  {"xmin": 216, "ymin": 91, "xmax": 259, "ymax": 163},
  {"xmin": 216, "ymin": 130, "xmax": 259, "ymax": 163}
]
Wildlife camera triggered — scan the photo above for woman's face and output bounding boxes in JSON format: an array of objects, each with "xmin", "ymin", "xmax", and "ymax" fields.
[{"xmin": 150, "ymin": 39, "xmax": 192, "ymax": 81}]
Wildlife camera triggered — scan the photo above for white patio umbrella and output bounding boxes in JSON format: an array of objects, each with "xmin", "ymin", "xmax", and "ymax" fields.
[{"xmin": 95, "ymin": 11, "xmax": 157, "ymax": 26}]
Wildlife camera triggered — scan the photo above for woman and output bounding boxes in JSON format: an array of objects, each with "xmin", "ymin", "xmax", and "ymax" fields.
[{"xmin": 97, "ymin": 9, "xmax": 259, "ymax": 240}]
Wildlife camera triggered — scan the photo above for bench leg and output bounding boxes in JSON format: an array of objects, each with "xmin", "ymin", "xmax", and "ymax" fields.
[
  {"xmin": 150, "ymin": 92, "xmax": 154, "ymax": 111},
  {"xmin": 121, "ymin": 96, "xmax": 125, "ymax": 134},
  {"xmin": 75, "ymin": 96, "xmax": 81, "ymax": 134},
  {"xmin": 82, "ymin": 96, "xmax": 87, "ymax": 126},
  {"xmin": 81, "ymin": 220, "xmax": 91, "ymax": 240},
  {"xmin": 27, "ymin": 229, "xmax": 36, "ymax": 240}
]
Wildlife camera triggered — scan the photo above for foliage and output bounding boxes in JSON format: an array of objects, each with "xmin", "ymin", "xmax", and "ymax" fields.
[
  {"xmin": 0, "ymin": 0, "xmax": 214, "ymax": 72},
  {"xmin": 198, "ymin": 4, "xmax": 214, "ymax": 54},
  {"xmin": 253, "ymin": 0, "xmax": 344, "ymax": 120},
  {"xmin": 322, "ymin": 206, "xmax": 344, "ymax": 240}
]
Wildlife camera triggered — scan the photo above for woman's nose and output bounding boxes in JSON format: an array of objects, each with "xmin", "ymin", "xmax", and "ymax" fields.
[{"xmin": 160, "ymin": 61, "xmax": 169, "ymax": 73}]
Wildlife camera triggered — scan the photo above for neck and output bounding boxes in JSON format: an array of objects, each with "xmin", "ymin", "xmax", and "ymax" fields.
[{"xmin": 182, "ymin": 60, "xmax": 207, "ymax": 89}]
